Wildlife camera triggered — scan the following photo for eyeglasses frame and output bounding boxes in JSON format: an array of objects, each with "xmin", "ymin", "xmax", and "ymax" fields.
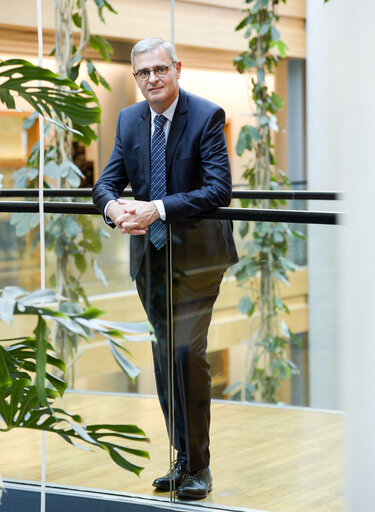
[{"xmin": 133, "ymin": 62, "xmax": 177, "ymax": 81}]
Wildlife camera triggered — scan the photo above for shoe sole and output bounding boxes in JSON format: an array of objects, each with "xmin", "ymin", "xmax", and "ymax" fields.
[
  {"xmin": 176, "ymin": 483, "xmax": 212, "ymax": 499},
  {"xmin": 153, "ymin": 485, "xmax": 180, "ymax": 491},
  {"xmin": 152, "ymin": 480, "xmax": 182, "ymax": 492}
]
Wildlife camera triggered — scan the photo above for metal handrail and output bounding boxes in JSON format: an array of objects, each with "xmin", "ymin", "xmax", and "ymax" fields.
[
  {"xmin": 0, "ymin": 188, "xmax": 341, "ymax": 201},
  {"xmin": 0, "ymin": 201, "xmax": 342, "ymax": 225}
]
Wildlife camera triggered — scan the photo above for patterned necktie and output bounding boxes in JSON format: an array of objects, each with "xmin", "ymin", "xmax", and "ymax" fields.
[{"xmin": 150, "ymin": 114, "xmax": 167, "ymax": 249}]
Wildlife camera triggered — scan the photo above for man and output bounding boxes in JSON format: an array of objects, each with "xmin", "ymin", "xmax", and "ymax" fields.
[{"xmin": 92, "ymin": 37, "xmax": 237, "ymax": 500}]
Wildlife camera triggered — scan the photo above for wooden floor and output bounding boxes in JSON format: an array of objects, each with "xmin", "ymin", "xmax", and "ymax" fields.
[{"xmin": 1, "ymin": 393, "xmax": 346, "ymax": 512}]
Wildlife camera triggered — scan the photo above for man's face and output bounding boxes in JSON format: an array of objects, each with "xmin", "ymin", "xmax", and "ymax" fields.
[{"xmin": 133, "ymin": 46, "xmax": 181, "ymax": 113}]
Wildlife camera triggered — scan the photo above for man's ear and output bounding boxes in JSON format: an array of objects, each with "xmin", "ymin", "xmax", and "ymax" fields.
[{"xmin": 175, "ymin": 61, "xmax": 182, "ymax": 79}]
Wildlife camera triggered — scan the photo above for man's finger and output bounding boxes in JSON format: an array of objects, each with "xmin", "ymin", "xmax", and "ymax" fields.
[
  {"xmin": 128, "ymin": 228, "xmax": 148, "ymax": 235},
  {"xmin": 119, "ymin": 220, "xmax": 138, "ymax": 229}
]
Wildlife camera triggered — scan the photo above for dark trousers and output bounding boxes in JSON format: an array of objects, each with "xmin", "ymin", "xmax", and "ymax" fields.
[{"xmin": 135, "ymin": 242, "xmax": 223, "ymax": 472}]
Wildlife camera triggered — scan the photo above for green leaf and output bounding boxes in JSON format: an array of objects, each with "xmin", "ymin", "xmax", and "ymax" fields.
[
  {"xmin": 107, "ymin": 446, "xmax": 144, "ymax": 475},
  {"xmin": 259, "ymin": 114, "xmax": 269, "ymax": 126},
  {"xmin": 277, "ymin": 40, "xmax": 288, "ymax": 58},
  {"xmin": 88, "ymin": 423, "xmax": 146, "ymax": 435},
  {"xmin": 44, "ymin": 161, "xmax": 59, "ymax": 179},
  {"xmin": 34, "ymin": 317, "xmax": 48, "ymax": 406},
  {"xmin": 270, "ymin": 25, "xmax": 281, "ymax": 42},
  {"xmin": 291, "ymin": 229, "xmax": 305, "ymax": 240},
  {"xmin": 18, "ymin": 289, "xmax": 57, "ymax": 307},
  {"xmin": 251, "ymin": 0, "xmax": 263, "ymax": 14},
  {"xmin": 45, "ymin": 372, "xmax": 67, "ymax": 397},
  {"xmin": 68, "ymin": 64, "xmax": 80, "ymax": 82},
  {"xmin": 77, "ymin": 307, "xmax": 106, "ymax": 320},
  {"xmin": 238, "ymin": 294, "xmax": 255, "ymax": 316},
  {"xmin": 74, "ymin": 253, "xmax": 87, "ymax": 274},
  {"xmin": 236, "ymin": 125, "xmax": 260, "ymax": 155},
  {"xmin": 63, "ymin": 216, "xmax": 82, "ymax": 239},
  {"xmin": 0, "ymin": 346, "xmax": 13, "ymax": 391},
  {"xmin": 23, "ymin": 111, "xmax": 38, "ymax": 129},
  {"xmin": 81, "ymin": 80, "xmax": 94, "ymax": 93},
  {"xmin": 72, "ymin": 12, "xmax": 82, "ymax": 28},
  {"xmin": 239, "ymin": 220, "xmax": 249, "ymax": 238},
  {"xmin": 2, "ymin": 287, "xmax": 27, "ymax": 300},
  {"xmin": 93, "ymin": 259, "xmax": 108, "ymax": 286},
  {"xmin": 281, "ymin": 320, "xmax": 290, "ymax": 339},
  {"xmin": 235, "ymin": 16, "xmax": 250, "ymax": 32},
  {"xmin": 108, "ymin": 339, "xmax": 140, "ymax": 381},
  {"xmin": 272, "ymin": 231, "xmax": 284, "ymax": 243},
  {"xmin": 271, "ymin": 91, "xmax": 284, "ymax": 111},
  {"xmin": 89, "ymin": 35, "xmax": 113, "ymax": 62},
  {"xmin": 274, "ymin": 296, "xmax": 283, "ymax": 310},
  {"xmin": 96, "ymin": 319, "xmax": 153, "ymax": 335},
  {"xmin": 259, "ymin": 23, "xmax": 270, "ymax": 36},
  {"xmin": 92, "ymin": 0, "xmax": 118, "ymax": 22},
  {"xmin": 0, "ymin": 297, "xmax": 16, "ymax": 324},
  {"xmin": 0, "ymin": 59, "xmax": 101, "ymax": 129},
  {"xmin": 273, "ymin": 270, "xmax": 289, "ymax": 285}
]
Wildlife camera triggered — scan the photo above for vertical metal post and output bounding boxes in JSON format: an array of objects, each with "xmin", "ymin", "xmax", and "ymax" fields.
[
  {"xmin": 36, "ymin": 1, "xmax": 46, "ymax": 291},
  {"xmin": 168, "ymin": 0, "xmax": 176, "ymax": 502},
  {"xmin": 170, "ymin": 0, "xmax": 175, "ymax": 46},
  {"xmin": 36, "ymin": 1, "xmax": 46, "ymax": 511},
  {"xmin": 166, "ymin": 225, "xmax": 175, "ymax": 502}
]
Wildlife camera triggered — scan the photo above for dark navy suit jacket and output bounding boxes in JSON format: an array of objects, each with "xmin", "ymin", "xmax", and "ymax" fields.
[{"xmin": 92, "ymin": 88, "xmax": 238, "ymax": 279}]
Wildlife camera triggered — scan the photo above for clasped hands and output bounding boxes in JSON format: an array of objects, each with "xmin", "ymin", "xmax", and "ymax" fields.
[{"xmin": 107, "ymin": 199, "xmax": 160, "ymax": 235}]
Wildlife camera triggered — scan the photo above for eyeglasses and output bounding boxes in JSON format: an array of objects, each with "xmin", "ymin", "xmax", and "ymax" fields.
[{"xmin": 133, "ymin": 62, "xmax": 176, "ymax": 81}]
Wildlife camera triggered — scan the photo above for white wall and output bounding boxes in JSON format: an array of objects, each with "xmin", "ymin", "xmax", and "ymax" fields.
[
  {"xmin": 307, "ymin": 0, "xmax": 375, "ymax": 510},
  {"xmin": 306, "ymin": 1, "xmax": 344, "ymax": 410}
]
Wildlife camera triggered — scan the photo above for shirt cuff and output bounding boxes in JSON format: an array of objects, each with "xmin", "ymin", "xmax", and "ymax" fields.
[
  {"xmin": 104, "ymin": 200, "xmax": 116, "ymax": 225},
  {"xmin": 152, "ymin": 199, "xmax": 166, "ymax": 221}
]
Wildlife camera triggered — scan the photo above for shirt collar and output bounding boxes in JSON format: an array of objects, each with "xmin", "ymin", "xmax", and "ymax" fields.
[{"xmin": 150, "ymin": 94, "xmax": 179, "ymax": 124}]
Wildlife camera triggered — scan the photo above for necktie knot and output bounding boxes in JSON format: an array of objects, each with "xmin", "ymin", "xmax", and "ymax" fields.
[{"xmin": 154, "ymin": 114, "xmax": 167, "ymax": 131}]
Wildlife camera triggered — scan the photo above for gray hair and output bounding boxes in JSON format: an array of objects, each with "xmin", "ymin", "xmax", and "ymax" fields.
[{"xmin": 131, "ymin": 38, "xmax": 178, "ymax": 68}]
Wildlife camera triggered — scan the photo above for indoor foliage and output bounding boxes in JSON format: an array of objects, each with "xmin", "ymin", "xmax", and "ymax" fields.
[
  {"xmin": 0, "ymin": 58, "xmax": 100, "ymax": 130},
  {"xmin": 0, "ymin": 287, "xmax": 153, "ymax": 475},
  {"xmin": 10, "ymin": 0, "xmax": 118, "ymax": 384},
  {"xmin": 229, "ymin": 0, "xmax": 303, "ymax": 403}
]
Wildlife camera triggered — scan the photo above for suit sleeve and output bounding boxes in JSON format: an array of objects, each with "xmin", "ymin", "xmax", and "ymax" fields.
[
  {"xmin": 92, "ymin": 112, "xmax": 129, "ymax": 217},
  {"xmin": 162, "ymin": 107, "xmax": 232, "ymax": 223}
]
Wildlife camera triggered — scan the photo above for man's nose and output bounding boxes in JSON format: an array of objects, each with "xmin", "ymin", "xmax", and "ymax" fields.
[{"xmin": 147, "ymin": 70, "xmax": 160, "ymax": 83}]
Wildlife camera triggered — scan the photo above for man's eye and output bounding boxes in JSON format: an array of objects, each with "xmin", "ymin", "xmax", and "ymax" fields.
[
  {"xmin": 138, "ymin": 70, "xmax": 149, "ymax": 78},
  {"xmin": 156, "ymin": 66, "xmax": 168, "ymax": 73}
]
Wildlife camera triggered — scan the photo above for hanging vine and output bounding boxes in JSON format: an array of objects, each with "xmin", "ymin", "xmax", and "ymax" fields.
[
  {"xmin": 229, "ymin": 0, "xmax": 304, "ymax": 403},
  {"xmin": 11, "ymin": 0, "xmax": 117, "ymax": 385}
]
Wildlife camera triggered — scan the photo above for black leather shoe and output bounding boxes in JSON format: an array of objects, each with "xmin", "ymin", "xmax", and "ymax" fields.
[
  {"xmin": 176, "ymin": 467, "xmax": 212, "ymax": 499},
  {"xmin": 152, "ymin": 460, "xmax": 187, "ymax": 491}
]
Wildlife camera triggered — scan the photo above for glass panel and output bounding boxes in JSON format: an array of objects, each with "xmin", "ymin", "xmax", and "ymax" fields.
[
  {"xmin": 0, "ymin": 211, "xmax": 42, "ymax": 484},
  {"xmin": 0, "ymin": 210, "xmax": 170, "ymax": 501},
  {"xmin": 0, "ymin": 209, "xmax": 346, "ymax": 511},
  {"xmin": 42, "ymin": 216, "xmax": 169, "ymax": 497},
  {"xmin": 170, "ymin": 219, "xmax": 345, "ymax": 511},
  {"xmin": 0, "ymin": 211, "xmax": 41, "ymax": 290}
]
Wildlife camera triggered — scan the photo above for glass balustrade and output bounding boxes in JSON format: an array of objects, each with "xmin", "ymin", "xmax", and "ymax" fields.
[{"xmin": 0, "ymin": 208, "xmax": 346, "ymax": 512}]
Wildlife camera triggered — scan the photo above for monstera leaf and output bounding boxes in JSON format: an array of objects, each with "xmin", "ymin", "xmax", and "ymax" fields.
[
  {"xmin": 0, "ymin": 287, "xmax": 154, "ymax": 474},
  {"xmin": 0, "ymin": 59, "xmax": 101, "ymax": 141}
]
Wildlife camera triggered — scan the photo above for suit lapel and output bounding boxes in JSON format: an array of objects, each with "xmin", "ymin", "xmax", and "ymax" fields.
[
  {"xmin": 166, "ymin": 90, "xmax": 188, "ymax": 176},
  {"xmin": 138, "ymin": 104, "xmax": 151, "ymax": 194}
]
